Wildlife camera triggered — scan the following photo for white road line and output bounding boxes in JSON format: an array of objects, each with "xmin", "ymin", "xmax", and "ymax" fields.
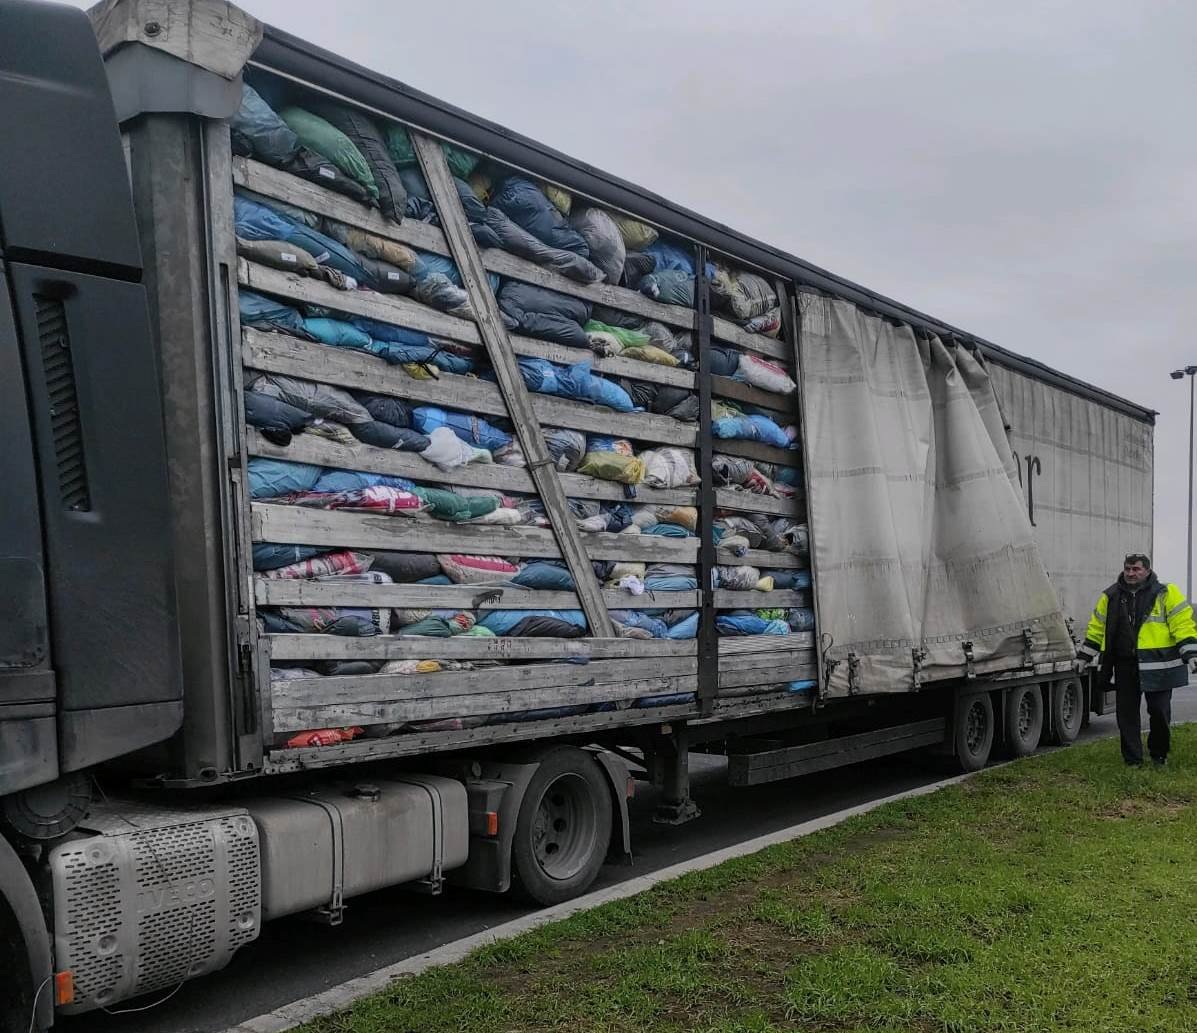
[{"xmin": 221, "ymin": 768, "xmax": 981, "ymax": 1033}]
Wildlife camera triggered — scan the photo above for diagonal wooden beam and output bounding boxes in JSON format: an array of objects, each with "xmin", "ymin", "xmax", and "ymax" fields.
[{"xmin": 412, "ymin": 133, "xmax": 615, "ymax": 637}]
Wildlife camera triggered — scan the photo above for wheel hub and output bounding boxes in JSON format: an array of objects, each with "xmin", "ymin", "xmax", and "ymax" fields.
[
  {"xmin": 966, "ymin": 700, "xmax": 987, "ymax": 751},
  {"xmin": 1017, "ymin": 693, "xmax": 1034, "ymax": 737},
  {"xmin": 531, "ymin": 773, "xmax": 598, "ymax": 881}
]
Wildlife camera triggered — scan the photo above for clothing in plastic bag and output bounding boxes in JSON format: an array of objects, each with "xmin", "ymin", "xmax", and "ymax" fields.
[
  {"xmin": 478, "ymin": 609, "xmax": 587, "ymax": 636},
  {"xmin": 311, "ymin": 469, "xmax": 415, "ymax": 494},
  {"xmin": 713, "ymin": 268, "xmax": 778, "ymax": 321},
  {"xmin": 412, "ymin": 486, "xmax": 499, "ymax": 522},
  {"xmin": 544, "ymin": 427, "xmax": 586, "ymax": 471},
  {"xmin": 411, "ymin": 407, "xmax": 512, "ymax": 452},
  {"xmin": 438, "ymin": 554, "xmax": 521, "ymax": 584},
  {"xmin": 248, "ymin": 458, "xmax": 323, "ymax": 499},
  {"xmin": 244, "ymin": 389, "xmax": 313, "ymax": 446},
  {"xmin": 350, "ymin": 391, "xmax": 411, "ymax": 428},
  {"xmin": 489, "ymin": 177, "xmax": 589, "ymax": 257},
  {"xmin": 322, "ymin": 221, "xmax": 417, "ymax": 271},
  {"xmin": 309, "ymin": 102, "xmax": 407, "ymax": 221},
  {"xmin": 239, "ymin": 290, "xmax": 308, "ymax": 336},
  {"xmin": 570, "ymin": 207, "xmax": 625, "ymax": 284},
  {"xmin": 235, "ymin": 194, "xmax": 371, "ymax": 284},
  {"xmin": 262, "ymin": 550, "xmax": 372, "ymax": 580},
  {"xmin": 289, "ymin": 485, "xmax": 427, "ymax": 516},
  {"xmin": 640, "ymin": 448, "xmax": 699, "ymax": 489},
  {"xmin": 737, "ymin": 353, "xmax": 797, "ymax": 394},
  {"xmin": 612, "ymin": 213, "xmax": 658, "ymax": 251},
  {"xmin": 712, "ymin": 413, "xmax": 791, "ymax": 448},
  {"xmin": 249, "ymin": 373, "xmax": 371, "ymax": 425},
  {"xmin": 717, "ymin": 612, "xmax": 791, "ymax": 636},
  {"xmin": 230, "ymin": 83, "xmax": 298, "ymax": 164},
  {"xmin": 349, "ymin": 421, "xmax": 430, "ymax": 451},
  {"xmin": 367, "ymin": 552, "xmax": 441, "ymax": 583},
  {"xmin": 236, "ymin": 236, "xmax": 319, "ymax": 275},
  {"xmin": 638, "ymin": 270, "xmax": 694, "ymax": 307},
  {"xmin": 497, "ymin": 281, "xmax": 592, "ymax": 349},
  {"xmin": 383, "ymin": 124, "xmax": 479, "ymax": 179},
  {"xmin": 420, "ymin": 426, "xmax": 492, "ymax": 470},
  {"xmin": 278, "ymin": 106, "xmax": 378, "ymax": 201},
  {"xmin": 576, "ymin": 451, "xmax": 644, "ymax": 484},
  {"xmin": 622, "ymin": 251, "xmax": 656, "ymax": 289},
  {"xmin": 512, "ymin": 561, "xmax": 575, "ymax": 590},
  {"xmin": 253, "ymin": 543, "xmax": 324, "ymax": 571}
]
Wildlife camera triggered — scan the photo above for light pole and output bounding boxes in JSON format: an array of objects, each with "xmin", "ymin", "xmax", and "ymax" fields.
[{"xmin": 1170, "ymin": 365, "xmax": 1197, "ymax": 601}]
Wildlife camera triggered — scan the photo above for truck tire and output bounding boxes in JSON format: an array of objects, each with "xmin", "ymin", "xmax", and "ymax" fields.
[
  {"xmin": 1004, "ymin": 684, "xmax": 1044, "ymax": 757},
  {"xmin": 955, "ymin": 693, "xmax": 994, "ymax": 772},
  {"xmin": 1049, "ymin": 678, "xmax": 1083, "ymax": 745},
  {"xmin": 511, "ymin": 747, "xmax": 612, "ymax": 906}
]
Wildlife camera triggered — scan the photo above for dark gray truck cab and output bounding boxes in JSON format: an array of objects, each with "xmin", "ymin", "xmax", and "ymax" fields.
[{"xmin": 0, "ymin": 1, "xmax": 180, "ymax": 1024}]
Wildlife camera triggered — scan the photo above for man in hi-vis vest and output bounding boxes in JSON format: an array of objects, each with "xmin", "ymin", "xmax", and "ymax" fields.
[{"xmin": 1077, "ymin": 553, "xmax": 1197, "ymax": 767}]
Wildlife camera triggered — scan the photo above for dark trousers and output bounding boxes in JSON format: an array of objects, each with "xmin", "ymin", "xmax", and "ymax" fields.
[{"xmin": 1111, "ymin": 658, "xmax": 1172, "ymax": 765}]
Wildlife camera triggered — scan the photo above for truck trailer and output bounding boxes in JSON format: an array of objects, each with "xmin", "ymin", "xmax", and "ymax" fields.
[{"xmin": 0, "ymin": 0, "xmax": 1154, "ymax": 1027}]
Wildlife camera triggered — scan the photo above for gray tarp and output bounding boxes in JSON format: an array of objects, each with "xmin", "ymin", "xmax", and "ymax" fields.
[
  {"xmin": 987, "ymin": 362, "xmax": 1154, "ymax": 629},
  {"xmin": 799, "ymin": 292, "xmax": 1074, "ymax": 696}
]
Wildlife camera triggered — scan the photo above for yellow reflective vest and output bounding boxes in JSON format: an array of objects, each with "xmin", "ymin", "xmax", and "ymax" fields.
[{"xmin": 1078, "ymin": 578, "xmax": 1197, "ymax": 691}]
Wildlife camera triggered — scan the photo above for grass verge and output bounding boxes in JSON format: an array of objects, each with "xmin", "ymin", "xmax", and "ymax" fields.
[{"xmin": 300, "ymin": 727, "xmax": 1197, "ymax": 1033}]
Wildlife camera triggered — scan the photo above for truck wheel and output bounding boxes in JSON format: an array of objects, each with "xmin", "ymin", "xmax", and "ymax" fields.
[
  {"xmin": 1049, "ymin": 678, "xmax": 1083, "ymax": 745},
  {"xmin": 511, "ymin": 748, "xmax": 612, "ymax": 906},
  {"xmin": 955, "ymin": 693, "xmax": 994, "ymax": 772},
  {"xmin": 1004, "ymin": 684, "xmax": 1044, "ymax": 757}
]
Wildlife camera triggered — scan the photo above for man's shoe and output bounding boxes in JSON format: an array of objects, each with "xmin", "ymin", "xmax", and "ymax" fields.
[
  {"xmin": 1125, "ymin": 761, "xmax": 1143, "ymax": 768},
  {"xmin": 1152, "ymin": 757, "xmax": 1167, "ymax": 768}
]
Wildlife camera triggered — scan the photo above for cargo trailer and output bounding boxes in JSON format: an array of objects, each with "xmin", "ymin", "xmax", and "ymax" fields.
[{"xmin": 0, "ymin": 0, "xmax": 1154, "ymax": 1026}]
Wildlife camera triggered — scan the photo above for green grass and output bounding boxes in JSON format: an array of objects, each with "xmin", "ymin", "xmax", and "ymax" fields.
[{"xmin": 300, "ymin": 728, "xmax": 1197, "ymax": 1033}]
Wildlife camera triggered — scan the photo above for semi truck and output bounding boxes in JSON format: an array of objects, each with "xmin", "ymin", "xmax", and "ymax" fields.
[{"xmin": 0, "ymin": 0, "xmax": 1154, "ymax": 1027}]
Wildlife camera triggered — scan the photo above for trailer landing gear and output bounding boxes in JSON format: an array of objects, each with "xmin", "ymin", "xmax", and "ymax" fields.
[{"xmin": 650, "ymin": 724, "xmax": 700, "ymax": 826}]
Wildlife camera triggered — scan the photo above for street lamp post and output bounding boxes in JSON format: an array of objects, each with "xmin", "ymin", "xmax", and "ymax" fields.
[{"xmin": 1170, "ymin": 365, "xmax": 1197, "ymax": 601}]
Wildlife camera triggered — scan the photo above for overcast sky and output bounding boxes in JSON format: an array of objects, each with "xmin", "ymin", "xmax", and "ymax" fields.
[{"xmin": 90, "ymin": 0, "xmax": 1197, "ymax": 585}]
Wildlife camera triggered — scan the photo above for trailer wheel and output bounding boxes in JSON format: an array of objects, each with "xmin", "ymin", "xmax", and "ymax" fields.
[
  {"xmin": 511, "ymin": 748, "xmax": 612, "ymax": 906},
  {"xmin": 1004, "ymin": 684, "xmax": 1044, "ymax": 757},
  {"xmin": 1049, "ymin": 678, "xmax": 1083, "ymax": 745},
  {"xmin": 955, "ymin": 693, "xmax": 994, "ymax": 772}
]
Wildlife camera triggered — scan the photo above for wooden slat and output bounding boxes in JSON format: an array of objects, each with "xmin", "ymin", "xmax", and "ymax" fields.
[
  {"xmin": 718, "ymin": 632, "xmax": 814, "ymax": 654},
  {"xmin": 721, "ymin": 547, "xmax": 806, "ymax": 569},
  {"xmin": 718, "ymin": 663, "xmax": 817, "ymax": 690},
  {"xmin": 255, "ymin": 579, "xmax": 699, "ymax": 610},
  {"xmin": 234, "ymin": 156, "xmax": 451, "ymax": 256},
  {"xmin": 711, "ymin": 375, "xmax": 794, "ymax": 415},
  {"xmin": 274, "ymin": 655, "xmax": 696, "ymax": 707},
  {"xmin": 714, "ymin": 590, "xmax": 810, "ymax": 608},
  {"xmin": 265, "ymin": 634, "xmax": 804, "ymax": 665},
  {"xmin": 267, "ymin": 701, "xmax": 704, "ymax": 770},
  {"xmin": 239, "ymin": 258, "xmax": 482, "ymax": 345},
  {"xmin": 243, "ymin": 327, "xmax": 696, "ymax": 447},
  {"xmin": 252, "ymin": 502, "xmax": 699, "ymax": 563},
  {"xmin": 272, "ymin": 676, "xmax": 693, "ymax": 731},
  {"xmin": 715, "ymin": 438, "xmax": 802, "ymax": 467},
  {"xmin": 727, "ymin": 647, "xmax": 816, "ymax": 671},
  {"xmin": 713, "ymin": 490, "xmax": 800, "ymax": 517},
  {"xmin": 247, "ymin": 429, "xmax": 706, "ymax": 507},
  {"xmin": 266, "ymin": 635, "xmax": 697, "ymax": 662},
  {"xmin": 713, "ymin": 322, "xmax": 789, "ymax": 361},
  {"xmin": 418, "ymin": 136, "xmax": 621, "ymax": 636}
]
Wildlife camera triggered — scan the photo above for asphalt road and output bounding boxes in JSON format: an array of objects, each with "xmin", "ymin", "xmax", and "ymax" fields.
[{"xmin": 72, "ymin": 690, "xmax": 1197, "ymax": 1033}]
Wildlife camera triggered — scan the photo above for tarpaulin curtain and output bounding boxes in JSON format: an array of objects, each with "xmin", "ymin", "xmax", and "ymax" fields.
[{"xmin": 798, "ymin": 292, "xmax": 1074, "ymax": 696}]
